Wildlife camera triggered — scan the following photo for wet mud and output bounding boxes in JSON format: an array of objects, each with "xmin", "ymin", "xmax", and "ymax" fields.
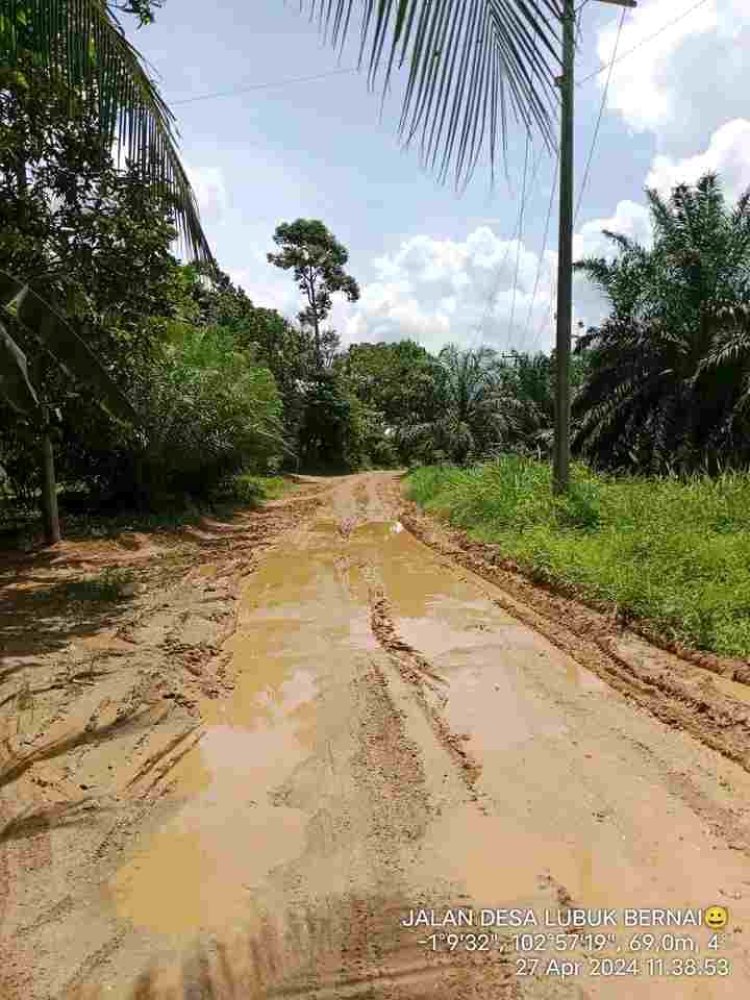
[{"xmin": 3, "ymin": 474, "xmax": 750, "ymax": 998}]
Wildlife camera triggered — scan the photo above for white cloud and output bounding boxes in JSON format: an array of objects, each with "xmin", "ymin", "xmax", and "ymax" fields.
[
  {"xmin": 341, "ymin": 227, "xmax": 560, "ymax": 352},
  {"xmin": 185, "ymin": 164, "xmax": 228, "ymax": 223},
  {"xmin": 370, "ymin": 122, "xmax": 750, "ymax": 353},
  {"xmin": 598, "ymin": 0, "xmax": 750, "ymax": 153},
  {"xmin": 341, "ymin": 202, "xmax": 661, "ymax": 353},
  {"xmin": 645, "ymin": 119, "xmax": 750, "ymax": 203},
  {"xmin": 224, "ymin": 194, "xmax": 672, "ymax": 354},
  {"xmin": 339, "ymin": 203, "xmax": 662, "ymax": 353},
  {"xmin": 574, "ymin": 199, "xmax": 652, "ymax": 260}
]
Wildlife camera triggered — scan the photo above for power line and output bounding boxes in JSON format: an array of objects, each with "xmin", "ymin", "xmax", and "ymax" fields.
[
  {"xmin": 469, "ymin": 138, "xmax": 547, "ymax": 352},
  {"xmin": 169, "ymin": 67, "xmax": 357, "ymax": 106},
  {"xmin": 167, "ymin": 2, "xmax": 712, "ymax": 110},
  {"xmin": 574, "ymin": 6, "xmax": 627, "ymax": 225},
  {"xmin": 538, "ymin": 0, "xmax": 700, "ymax": 350},
  {"xmin": 577, "ymin": 0, "xmax": 711, "ymax": 87},
  {"xmin": 507, "ymin": 132, "xmax": 531, "ymax": 343},
  {"xmin": 522, "ymin": 153, "xmax": 559, "ymax": 351}
]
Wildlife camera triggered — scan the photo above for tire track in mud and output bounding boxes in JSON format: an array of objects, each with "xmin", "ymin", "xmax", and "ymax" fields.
[
  {"xmin": 396, "ymin": 497, "xmax": 750, "ymax": 778},
  {"xmin": 330, "ymin": 496, "xmax": 484, "ymax": 802},
  {"xmin": 122, "ymin": 723, "xmax": 205, "ymax": 799},
  {"xmin": 367, "ymin": 586, "xmax": 483, "ymax": 798},
  {"xmin": 89, "ymin": 536, "xmax": 515, "ymax": 998},
  {"xmin": 103, "ymin": 899, "xmax": 521, "ymax": 1000},
  {"xmin": 0, "ymin": 702, "xmax": 169, "ymax": 790}
]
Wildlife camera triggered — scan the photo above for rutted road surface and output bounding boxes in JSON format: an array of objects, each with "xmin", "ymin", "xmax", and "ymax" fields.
[{"xmin": 5, "ymin": 472, "xmax": 750, "ymax": 998}]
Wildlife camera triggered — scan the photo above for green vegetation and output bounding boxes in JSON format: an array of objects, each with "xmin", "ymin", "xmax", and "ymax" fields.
[
  {"xmin": 2, "ymin": 0, "xmax": 749, "ymax": 678},
  {"xmin": 63, "ymin": 566, "xmax": 136, "ymax": 603},
  {"xmin": 407, "ymin": 458, "xmax": 750, "ymax": 659},
  {"xmin": 212, "ymin": 474, "xmax": 292, "ymax": 507},
  {"xmin": 0, "ymin": 0, "xmax": 210, "ymax": 258},
  {"xmin": 574, "ymin": 175, "xmax": 750, "ymax": 475}
]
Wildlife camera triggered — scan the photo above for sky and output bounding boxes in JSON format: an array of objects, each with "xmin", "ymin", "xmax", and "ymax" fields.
[{"xmin": 124, "ymin": 0, "xmax": 750, "ymax": 355}]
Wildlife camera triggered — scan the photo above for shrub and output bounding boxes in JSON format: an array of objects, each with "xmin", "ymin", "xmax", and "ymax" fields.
[{"xmin": 107, "ymin": 324, "xmax": 285, "ymax": 507}]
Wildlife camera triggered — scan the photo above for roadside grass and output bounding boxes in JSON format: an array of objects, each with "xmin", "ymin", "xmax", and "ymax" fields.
[
  {"xmin": 406, "ymin": 457, "xmax": 750, "ymax": 659},
  {"xmin": 222, "ymin": 473, "xmax": 291, "ymax": 506}
]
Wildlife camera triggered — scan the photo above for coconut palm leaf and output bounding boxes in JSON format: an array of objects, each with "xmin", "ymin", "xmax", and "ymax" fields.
[
  {"xmin": 0, "ymin": 0, "xmax": 211, "ymax": 261},
  {"xmin": 0, "ymin": 271, "xmax": 139, "ymax": 424},
  {"xmin": 302, "ymin": 0, "xmax": 560, "ymax": 187}
]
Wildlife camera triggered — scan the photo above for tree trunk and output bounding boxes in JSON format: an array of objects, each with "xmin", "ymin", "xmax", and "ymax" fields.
[
  {"xmin": 312, "ymin": 314, "xmax": 321, "ymax": 369},
  {"xmin": 40, "ymin": 408, "xmax": 61, "ymax": 545}
]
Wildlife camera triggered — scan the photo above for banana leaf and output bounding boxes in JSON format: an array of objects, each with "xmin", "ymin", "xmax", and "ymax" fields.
[
  {"xmin": 0, "ymin": 272, "xmax": 139, "ymax": 425},
  {"xmin": 0, "ymin": 318, "xmax": 41, "ymax": 417}
]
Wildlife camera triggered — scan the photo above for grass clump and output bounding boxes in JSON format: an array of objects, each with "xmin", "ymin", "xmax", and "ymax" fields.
[
  {"xmin": 407, "ymin": 456, "xmax": 750, "ymax": 659},
  {"xmin": 64, "ymin": 567, "xmax": 137, "ymax": 603}
]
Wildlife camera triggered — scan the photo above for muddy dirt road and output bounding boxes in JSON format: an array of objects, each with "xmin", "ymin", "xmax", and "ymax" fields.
[{"xmin": 4, "ymin": 472, "xmax": 750, "ymax": 998}]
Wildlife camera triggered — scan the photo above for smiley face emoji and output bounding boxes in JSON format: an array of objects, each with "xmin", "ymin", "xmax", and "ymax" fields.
[{"xmin": 705, "ymin": 905, "xmax": 729, "ymax": 931}]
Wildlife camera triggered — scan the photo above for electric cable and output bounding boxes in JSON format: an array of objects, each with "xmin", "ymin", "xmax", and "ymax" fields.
[
  {"xmin": 574, "ymin": 6, "xmax": 627, "ymax": 225},
  {"xmin": 170, "ymin": 67, "xmax": 357, "ymax": 106},
  {"xmin": 507, "ymin": 131, "xmax": 531, "ymax": 344},
  {"xmin": 577, "ymin": 0, "xmax": 711, "ymax": 87}
]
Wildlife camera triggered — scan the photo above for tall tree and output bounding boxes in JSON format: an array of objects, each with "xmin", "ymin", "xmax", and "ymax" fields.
[
  {"xmin": 573, "ymin": 174, "xmax": 750, "ymax": 473},
  {"xmin": 267, "ymin": 219, "xmax": 359, "ymax": 366},
  {"xmin": 340, "ymin": 340, "xmax": 441, "ymax": 432}
]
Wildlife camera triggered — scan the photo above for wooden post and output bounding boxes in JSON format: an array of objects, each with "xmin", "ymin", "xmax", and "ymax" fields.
[{"xmin": 40, "ymin": 405, "xmax": 60, "ymax": 545}]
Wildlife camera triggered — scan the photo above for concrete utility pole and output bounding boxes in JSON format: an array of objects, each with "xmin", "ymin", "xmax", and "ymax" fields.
[{"xmin": 553, "ymin": 0, "xmax": 636, "ymax": 494}]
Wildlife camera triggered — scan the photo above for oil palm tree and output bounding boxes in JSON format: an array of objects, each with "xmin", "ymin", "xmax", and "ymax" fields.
[
  {"xmin": 397, "ymin": 344, "xmax": 530, "ymax": 464},
  {"xmin": 573, "ymin": 174, "xmax": 750, "ymax": 473}
]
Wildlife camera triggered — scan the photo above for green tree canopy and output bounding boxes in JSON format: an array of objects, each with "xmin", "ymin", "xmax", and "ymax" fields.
[
  {"xmin": 0, "ymin": 0, "xmax": 209, "ymax": 259},
  {"xmin": 339, "ymin": 339, "xmax": 441, "ymax": 433},
  {"xmin": 396, "ymin": 344, "xmax": 530, "ymax": 464}
]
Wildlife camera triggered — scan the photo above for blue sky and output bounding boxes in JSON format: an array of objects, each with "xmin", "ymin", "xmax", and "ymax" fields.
[{"xmin": 125, "ymin": 0, "xmax": 750, "ymax": 354}]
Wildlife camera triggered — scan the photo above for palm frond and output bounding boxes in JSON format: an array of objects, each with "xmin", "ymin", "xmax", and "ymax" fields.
[
  {"xmin": 0, "ymin": 0, "xmax": 211, "ymax": 261},
  {"xmin": 301, "ymin": 0, "xmax": 560, "ymax": 188}
]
